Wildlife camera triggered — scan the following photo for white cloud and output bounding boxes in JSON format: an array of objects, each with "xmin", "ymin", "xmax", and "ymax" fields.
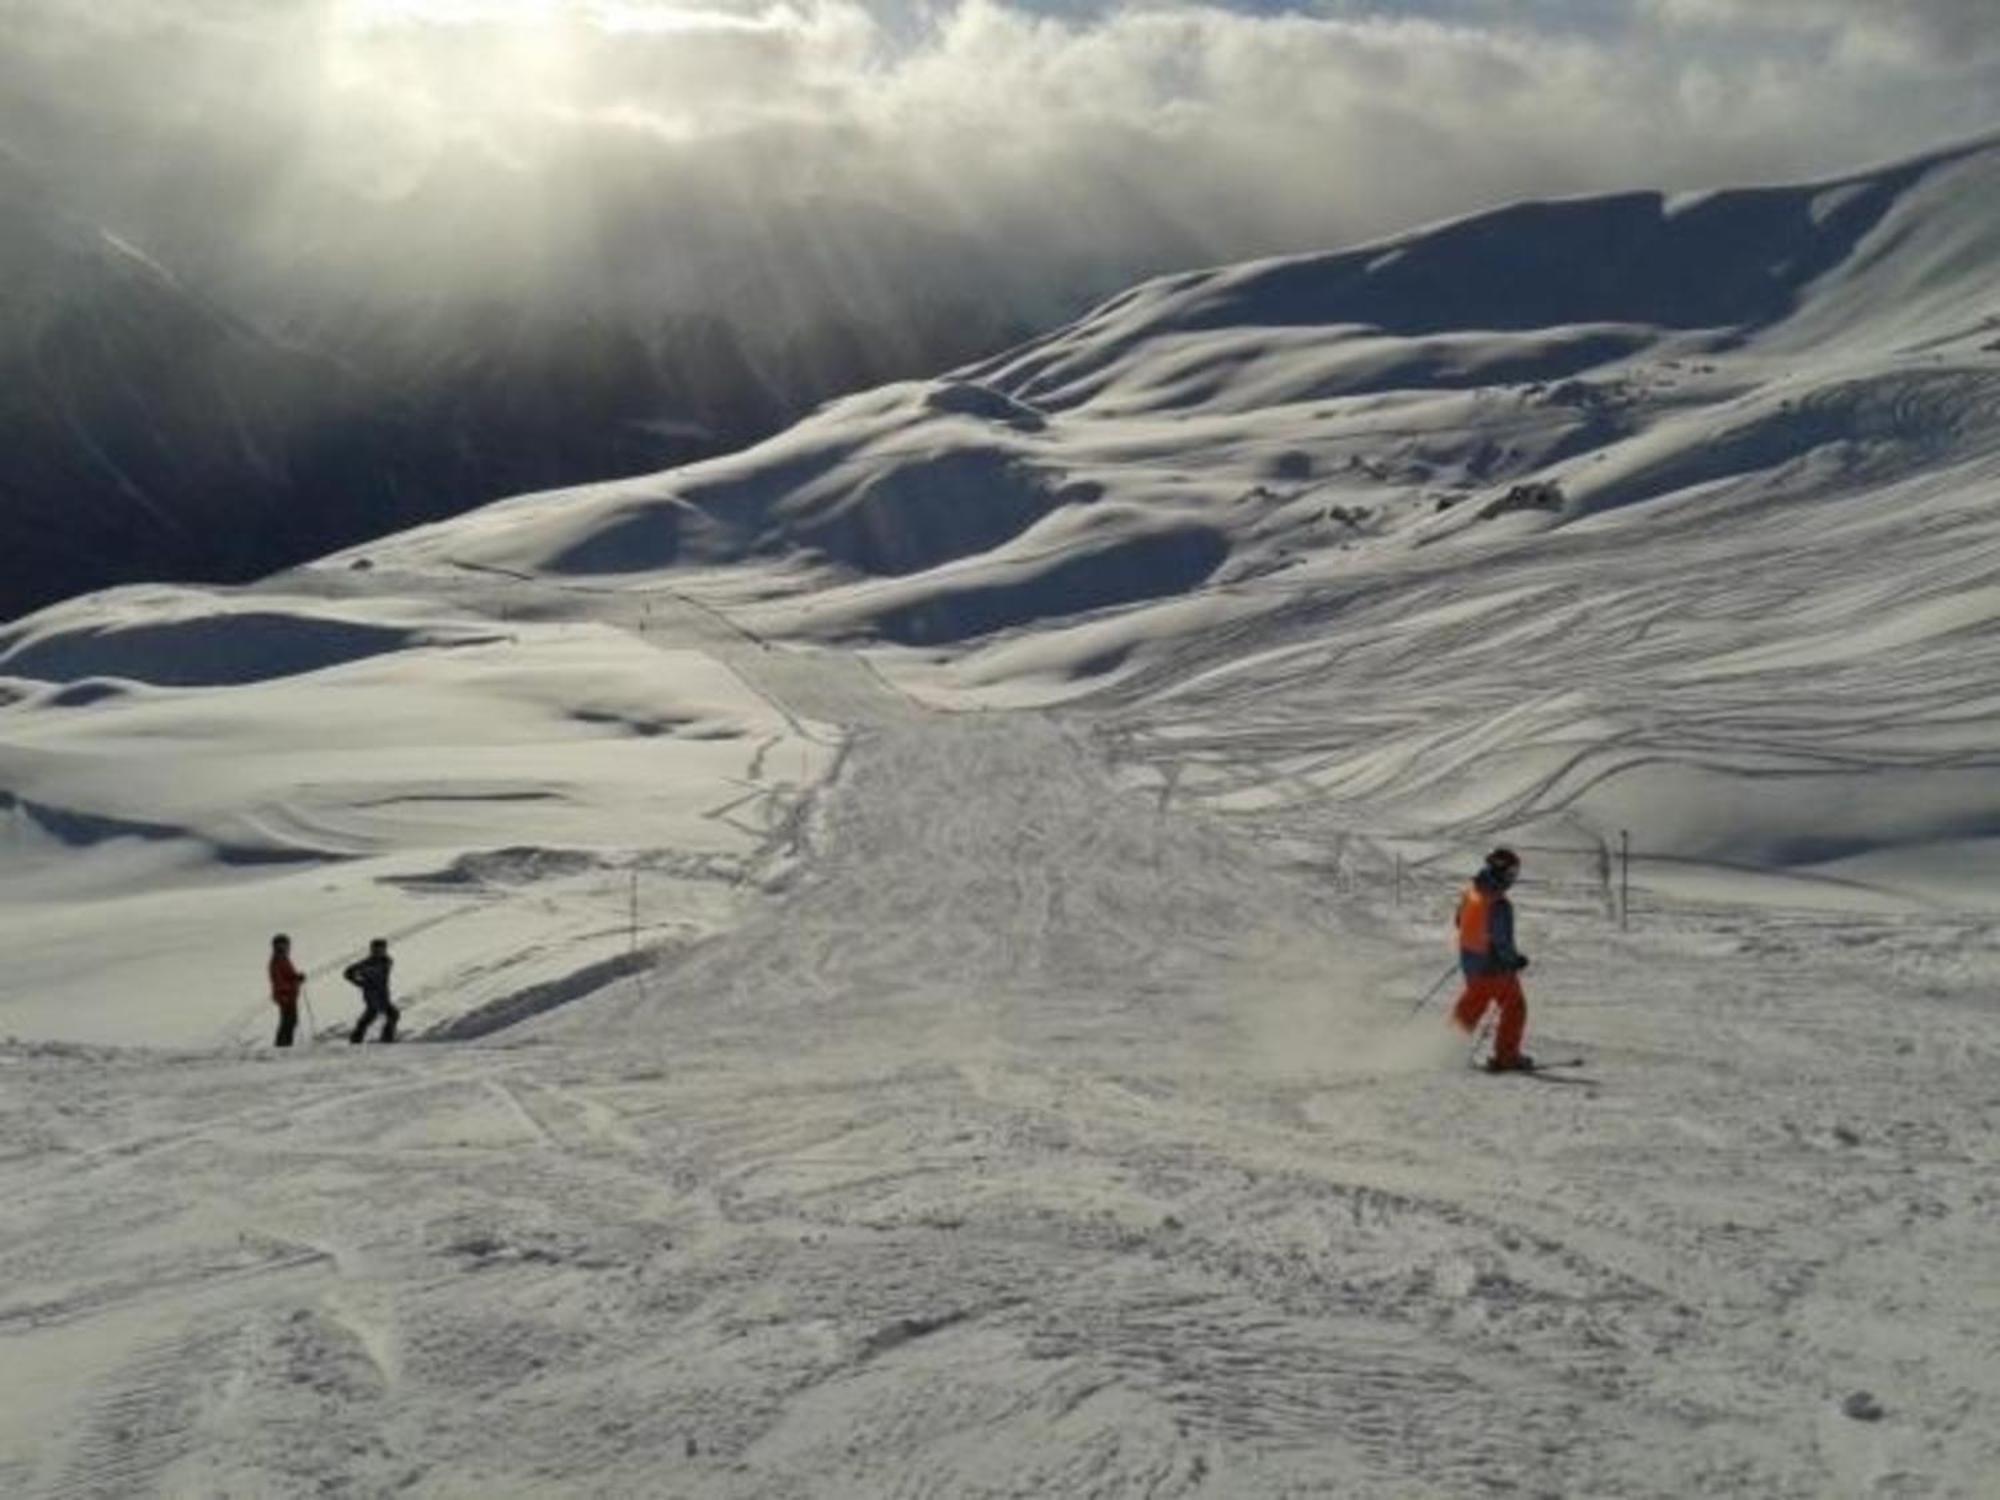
[
  {"xmin": 2, "ymin": 0, "xmax": 1994, "ymax": 333},
  {"xmin": 1648, "ymin": 0, "xmax": 2000, "ymax": 62}
]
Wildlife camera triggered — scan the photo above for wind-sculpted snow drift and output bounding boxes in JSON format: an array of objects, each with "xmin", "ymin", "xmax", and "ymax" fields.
[{"xmin": 3, "ymin": 136, "xmax": 2000, "ymax": 1498}]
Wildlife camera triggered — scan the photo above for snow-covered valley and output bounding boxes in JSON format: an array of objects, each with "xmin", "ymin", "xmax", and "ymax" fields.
[{"xmin": 4, "ymin": 136, "xmax": 2000, "ymax": 1496}]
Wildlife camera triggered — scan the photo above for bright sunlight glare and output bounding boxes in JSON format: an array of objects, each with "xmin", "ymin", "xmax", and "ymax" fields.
[
  {"xmin": 336, "ymin": 0, "xmax": 768, "ymax": 33},
  {"xmin": 338, "ymin": 0, "xmax": 567, "ymax": 28}
]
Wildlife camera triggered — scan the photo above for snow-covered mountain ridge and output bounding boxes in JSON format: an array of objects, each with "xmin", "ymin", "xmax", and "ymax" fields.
[
  {"xmin": 3, "ymin": 137, "xmax": 1999, "ymax": 1499},
  {"xmin": 339, "ymin": 131, "xmax": 2000, "ymax": 885},
  {"xmin": 0, "ymin": 149, "xmax": 1047, "ymax": 623},
  {"xmin": 4, "ymin": 133, "xmax": 1998, "ymax": 1040}
]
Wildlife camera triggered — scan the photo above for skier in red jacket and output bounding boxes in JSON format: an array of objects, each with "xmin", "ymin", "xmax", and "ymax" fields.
[
  {"xmin": 1452, "ymin": 848, "xmax": 1533, "ymax": 1071},
  {"xmin": 269, "ymin": 934, "xmax": 304, "ymax": 1047}
]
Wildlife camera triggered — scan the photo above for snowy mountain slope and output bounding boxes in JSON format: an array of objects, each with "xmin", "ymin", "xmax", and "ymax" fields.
[
  {"xmin": 5, "ymin": 131, "xmax": 1999, "ymax": 1041},
  {"xmin": 344, "ymin": 131, "xmax": 2000, "ymax": 898},
  {"xmin": 4, "ymin": 136, "xmax": 2000, "ymax": 1497},
  {"xmin": 0, "ymin": 150, "xmax": 1047, "ymax": 624},
  {"xmin": 0, "ymin": 583, "xmax": 836, "ymax": 1044},
  {"xmin": 3, "ymin": 641, "xmax": 1997, "ymax": 1496}
]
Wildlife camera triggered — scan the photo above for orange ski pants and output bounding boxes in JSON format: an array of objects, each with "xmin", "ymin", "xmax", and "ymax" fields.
[{"xmin": 1452, "ymin": 972, "xmax": 1526, "ymax": 1066}]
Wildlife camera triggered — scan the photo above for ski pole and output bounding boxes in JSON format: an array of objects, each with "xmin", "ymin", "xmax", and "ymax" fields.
[{"xmin": 1408, "ymin": 961, "xmax": 1460, "ymax": 1016}]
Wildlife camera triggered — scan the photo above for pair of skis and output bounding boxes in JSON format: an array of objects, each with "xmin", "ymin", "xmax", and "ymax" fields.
[
  {"xmin": 1413, "ymin": 966, "xmax": 1596, "ymax": 1084},
  {"xmin": 1462, "ymin": 1015, "xmax": 1591, "ymax": 1082},
  {"xmin": 1471, "ymin": 1054, "xmax": 1594, "ymax": 1085}
]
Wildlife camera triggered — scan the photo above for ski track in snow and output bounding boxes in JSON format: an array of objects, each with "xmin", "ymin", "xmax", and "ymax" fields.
[{"xmin": 4, "ymin": 593, "xmax": 1998, "ymax": 1497}]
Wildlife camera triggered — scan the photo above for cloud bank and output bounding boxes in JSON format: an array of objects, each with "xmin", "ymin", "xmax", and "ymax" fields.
[{"xmin": 4, "ymin": 0, "xmax": 1996, "ymax": 334}]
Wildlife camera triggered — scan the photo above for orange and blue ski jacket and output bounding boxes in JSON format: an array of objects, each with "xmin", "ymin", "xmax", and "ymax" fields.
[{"xmin": 1456, "ymin": 870, "xmax": 1521, "ymax": 977}]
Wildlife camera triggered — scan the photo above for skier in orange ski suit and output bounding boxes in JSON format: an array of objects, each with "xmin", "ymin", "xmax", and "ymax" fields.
[{"xmin": 1452, "ymin": 848, "xmax": 1533, "ymax": 1071}]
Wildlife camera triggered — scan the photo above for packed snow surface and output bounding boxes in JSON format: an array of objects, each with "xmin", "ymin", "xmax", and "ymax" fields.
[{"xmin": 3, "ymin": 135, "xmax": 2000, "ymax": 1496}]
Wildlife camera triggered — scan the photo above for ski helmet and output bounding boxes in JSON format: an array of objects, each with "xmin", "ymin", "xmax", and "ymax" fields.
[{"xmin": 1484, "ymin": 847, "xmax": 1521, "ymax": 881}]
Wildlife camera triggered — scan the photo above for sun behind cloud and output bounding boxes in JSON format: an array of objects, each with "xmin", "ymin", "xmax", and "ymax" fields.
[{"xmin": 6, "ymin": 0, "xmax": 1994, "ymax": 351}]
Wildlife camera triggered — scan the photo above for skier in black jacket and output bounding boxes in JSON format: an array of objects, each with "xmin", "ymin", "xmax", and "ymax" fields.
[{"xmin": 344, "ymin": 938, "xmax": 399, "ymax": 1044}]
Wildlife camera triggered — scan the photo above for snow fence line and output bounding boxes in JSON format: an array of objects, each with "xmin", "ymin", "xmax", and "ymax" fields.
[{"xmin": 1334, "ymin": 829, "xmax": 1949, "ymax": 925}]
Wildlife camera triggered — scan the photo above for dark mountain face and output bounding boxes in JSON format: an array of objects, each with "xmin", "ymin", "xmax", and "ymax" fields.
[{"xmin": 0, "ymin": 171, "xmax": 1040, "ymax": 624}]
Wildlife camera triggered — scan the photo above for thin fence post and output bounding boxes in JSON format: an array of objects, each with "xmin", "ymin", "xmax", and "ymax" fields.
[{"xmin": 1620, "ymin": 829, "xmax": 1631, "ymax": 930}]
